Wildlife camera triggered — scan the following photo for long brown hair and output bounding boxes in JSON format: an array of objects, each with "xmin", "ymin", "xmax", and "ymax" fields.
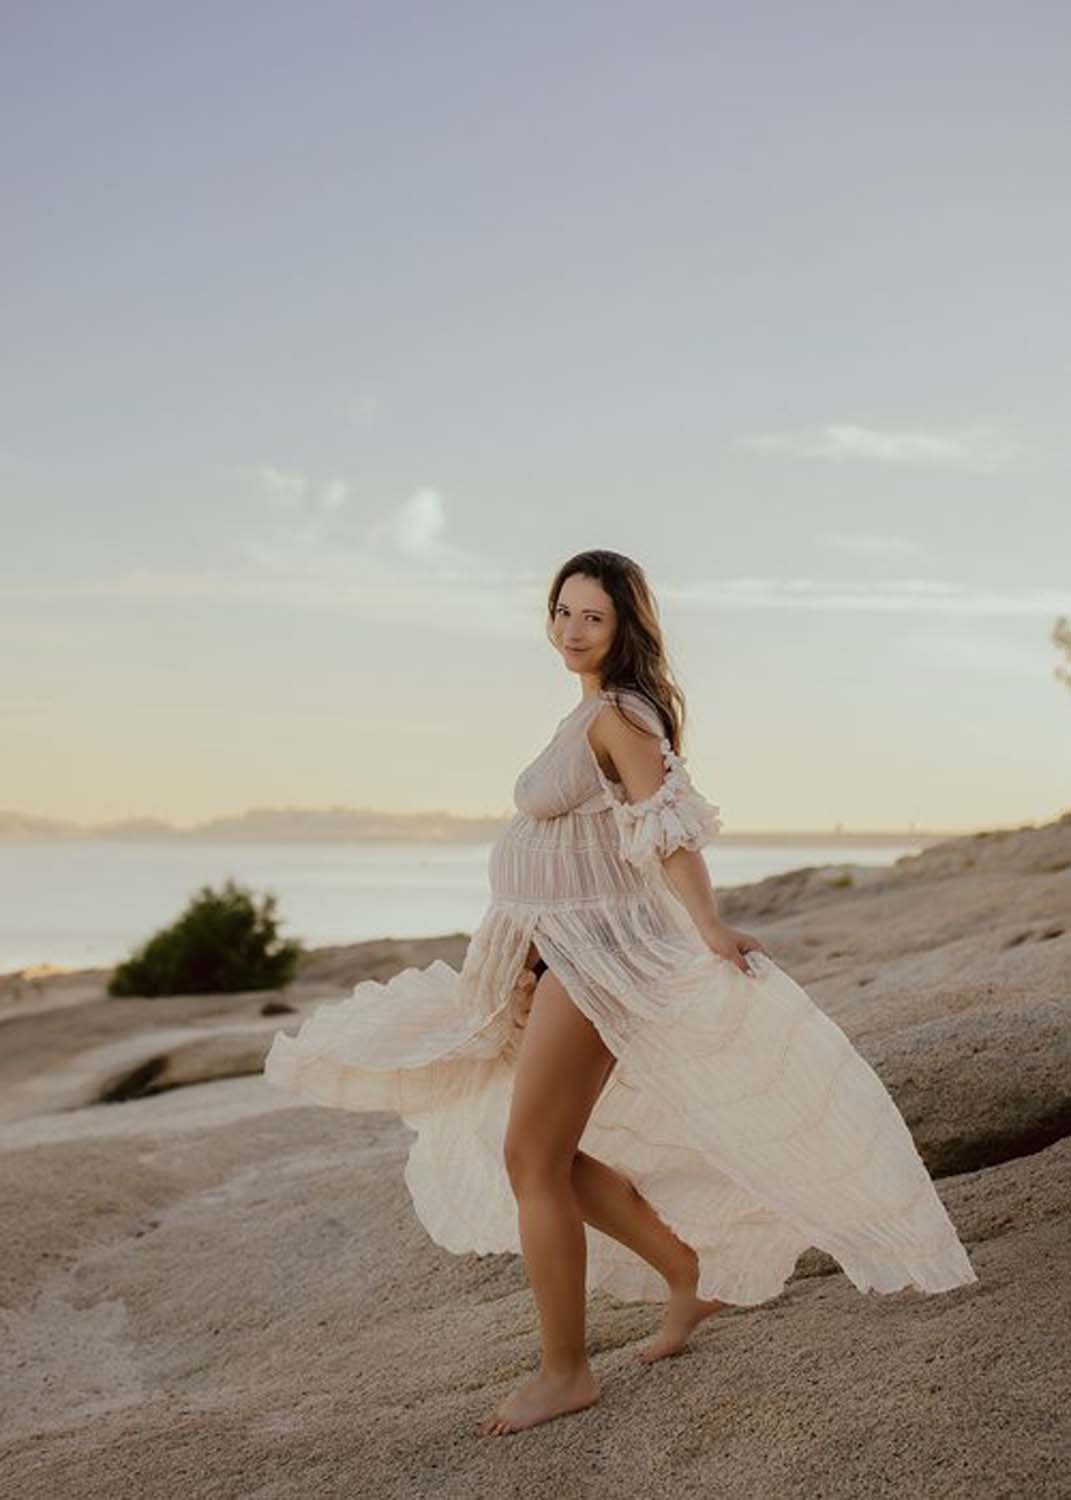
[{"xmin": 545, "ymin": 549, "xmax": 687, "ymax": 752}]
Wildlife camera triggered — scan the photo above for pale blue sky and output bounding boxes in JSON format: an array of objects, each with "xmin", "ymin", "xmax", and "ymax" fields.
[{"xmin": 3, "ymin": 2, "xmax": 1069, "ymax": 832}]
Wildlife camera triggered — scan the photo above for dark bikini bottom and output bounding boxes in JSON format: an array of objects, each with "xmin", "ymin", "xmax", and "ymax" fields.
[{"xmin": 530, "ymin": 956, "xmax": 548, "ymax": 979}]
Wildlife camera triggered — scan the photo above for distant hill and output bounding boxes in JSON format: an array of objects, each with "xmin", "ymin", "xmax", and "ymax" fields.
[
  {"xmin": 0, "ymin": 811, "xmax": 88, "ymax": 840},
  {"xmin": 0, "ymin": 805, "xmax": 962, "ymax": 847},
  {"xmin": 0, "ymin": 806, "xmax": 507, "ymax": 845}
]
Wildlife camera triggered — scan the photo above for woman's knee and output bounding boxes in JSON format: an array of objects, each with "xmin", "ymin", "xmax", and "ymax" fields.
[{"xmin": 503, "ymin": 1131, "xmax": 575, "ymax": 1194}]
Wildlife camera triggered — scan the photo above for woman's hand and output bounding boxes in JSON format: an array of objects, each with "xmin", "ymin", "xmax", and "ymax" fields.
[
  {"xmin": 511, "ymin": 965, "xmax": 538, "ymax": 1029},
  {"xmin": 700, "ymin": 920, "xmax": 768, "ymax": 978}
]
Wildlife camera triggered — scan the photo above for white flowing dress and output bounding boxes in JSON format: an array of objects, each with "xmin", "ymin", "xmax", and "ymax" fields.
[{"xmin": 263, "ymin": 688, "xmax": 978, "ymax": 1306}]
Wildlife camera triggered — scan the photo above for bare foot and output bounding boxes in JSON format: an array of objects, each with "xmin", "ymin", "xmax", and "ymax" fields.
[
  {"xmin": 635, "ymin": 1283, "xmax": 728, "ymax": 1364},
  {"xmin": 476, "ymin": 1365, "xmax": 600, "ymax": 1437}
]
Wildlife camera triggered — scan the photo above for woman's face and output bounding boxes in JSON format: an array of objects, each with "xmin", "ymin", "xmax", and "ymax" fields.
[{"xmin": 550, "ymin": 573, "xmax": 617, "ymax": 680}]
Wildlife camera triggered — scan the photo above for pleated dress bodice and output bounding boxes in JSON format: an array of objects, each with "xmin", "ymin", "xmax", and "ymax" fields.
[{"xmin": 488, "ymin": 694, "xmax": 656, "ymax": 910}]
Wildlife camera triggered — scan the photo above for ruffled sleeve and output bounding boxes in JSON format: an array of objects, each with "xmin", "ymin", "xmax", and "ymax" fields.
[
  {"xmin": 610, "ymin": 736, "xmax": 723, "ymax": 867},
  {"xmin": 593, "ymin": 692, "xmax": 723, "ymax": 868}
]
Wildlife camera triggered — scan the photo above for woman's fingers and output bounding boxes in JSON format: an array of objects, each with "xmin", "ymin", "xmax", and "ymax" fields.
[{"xmin": 512, "ymin": 966, "xmax": 538, "ymax": 1025}]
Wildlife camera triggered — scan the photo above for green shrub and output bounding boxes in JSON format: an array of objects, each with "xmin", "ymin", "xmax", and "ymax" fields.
[
  {"xmin": 828, "ymin": 871, "xmax": 854, "ymax": 888},
  {"xmin": 108, "ymin": 877, "xmax": 304, "ymax": 997}
]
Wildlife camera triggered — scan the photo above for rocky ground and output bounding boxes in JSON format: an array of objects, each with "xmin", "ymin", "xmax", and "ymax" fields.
[{"xmin": 1, "ymin": 813, "xmax": 1069, "ymax": 1498}]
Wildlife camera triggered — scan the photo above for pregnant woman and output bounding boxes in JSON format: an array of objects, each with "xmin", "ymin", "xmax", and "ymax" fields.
[{"xmin": 263, "ymin": 547, "xmax": 977, "ymax": 1438}]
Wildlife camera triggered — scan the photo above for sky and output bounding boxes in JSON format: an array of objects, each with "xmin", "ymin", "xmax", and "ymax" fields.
[{"xmin": 3, "ymin": 1, "xmax": 1069, "ymax": 834}]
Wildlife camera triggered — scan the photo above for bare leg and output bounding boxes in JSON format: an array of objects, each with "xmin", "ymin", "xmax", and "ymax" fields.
[
  {"xmin": 571, "ymin": 1146, "xmax": 697, "ymax": 1287},
  {"xmin": 498, "ymin": 946, "xmax": 726, "ymax": 1382},
  {"xmin": 570, "ymin": 1146, "xmax": 729, "ymax": 1363},
  {"xmin": 477, "ymin": 966, "xmax": 611, "ymax": 1437}
]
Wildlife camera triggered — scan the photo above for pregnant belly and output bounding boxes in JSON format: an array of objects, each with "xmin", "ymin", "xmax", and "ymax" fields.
[
  {"xmin": 487, "ymin": 824, "xmax": 591, "ymax": 906},
  {"xmin": 489, "ymin": 810, "xmax": 656, "ymax": 906},
  {"xmin": 488, "ymin": 839, "xmax": 553, "ymax": 904}
]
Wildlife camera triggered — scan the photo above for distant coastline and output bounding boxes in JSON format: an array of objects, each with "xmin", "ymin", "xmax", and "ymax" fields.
[{"xmin": 0, "ymin": 806, "xmax": 982, "ymax": 848}]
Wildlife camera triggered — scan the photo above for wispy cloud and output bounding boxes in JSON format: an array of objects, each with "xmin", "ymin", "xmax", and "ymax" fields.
[
  {"xmin": 9, "ymin": 558, "xmax": 1066, "ymax": 629},
  {"xmin": 6, "ymin": 463, "xmax": 1065, "ymax": 632},
  {"xmin": 664, "ymin": 577, "xmax": 1070, "ymax": 617},
  {"xmin": 15, "ymin": 481, "xmax": 546, "ymax": 637},
  {"xmin": 247, "ymin": 464, "xmax": 349, "ymax": 513},
  {"xmin": 321, "ymin": 477, "xmax": 349, "ymax": 511},
  {"xmin": 242, "ymin": 479, "xmax": 492, "ymax": 584},
  {"xmin": 901, "ymin": 628, "xmax": 1054, "ymax": 678},
  {"xmin": 365, "ymin": 487, "xmax": 447, "ymax": 559},
  {"xmin": 737, "ymin": 424, "xmax": 1024, "ymax": 470},
  {"xmin": 820, "ymin": 532, "xmax": 927, "ymax": 558},
  {"xmin": 252, "ymin": 464, "xmax": 308, "ymax": 505}
]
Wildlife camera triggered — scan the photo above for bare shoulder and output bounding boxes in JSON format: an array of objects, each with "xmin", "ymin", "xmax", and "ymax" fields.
[
  {"xmin": 593, "ymin": 689, "xmax": 664, "ymax": 744},
  {"xmin": 589, "ymin": 691, "xmax": 664, "ymax": 776},
  {"xmin": 590, "ymin": 691, "xmax": 668, "ymax": 795}
]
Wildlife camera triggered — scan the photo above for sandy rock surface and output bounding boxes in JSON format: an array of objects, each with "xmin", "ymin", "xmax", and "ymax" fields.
[{"xmin": 1, "ymin": 815, "xmax": 1069, "ymax": 1497}]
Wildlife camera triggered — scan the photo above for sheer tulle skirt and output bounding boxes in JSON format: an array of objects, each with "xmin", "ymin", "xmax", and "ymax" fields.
[{"xmin": 264, "ymin": 887, "xmax": 977, "ymax": 1306}]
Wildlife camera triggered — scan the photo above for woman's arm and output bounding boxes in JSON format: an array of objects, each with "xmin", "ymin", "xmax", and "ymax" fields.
[{"xmin": 593, "ymin": 706, "xmax": 766, "ymax": 977}]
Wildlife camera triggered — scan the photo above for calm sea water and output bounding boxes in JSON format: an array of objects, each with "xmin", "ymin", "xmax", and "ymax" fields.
[{"xmin": 0, "ymin": 839, "xmax": 924, "ymax": 975}]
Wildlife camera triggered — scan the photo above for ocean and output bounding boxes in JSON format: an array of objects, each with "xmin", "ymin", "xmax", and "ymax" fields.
[{"xmin": 0, "ymin": 838, "xmax": 925, "ymax": 975}]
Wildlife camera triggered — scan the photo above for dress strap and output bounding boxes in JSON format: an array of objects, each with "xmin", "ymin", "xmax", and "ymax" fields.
[{"xmin": 596, "ymin": 687, "xmax": 666, "ymax": 738}]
